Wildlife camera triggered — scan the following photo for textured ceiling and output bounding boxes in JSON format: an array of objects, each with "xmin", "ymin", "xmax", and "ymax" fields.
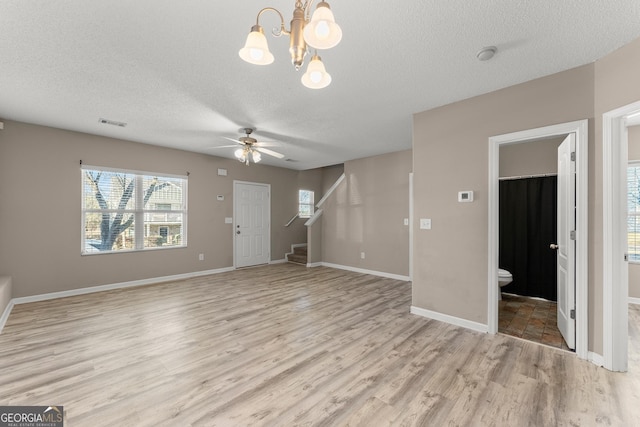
[{"xmin": 1, "ymin": 1, "xmax": 639, "ymax": 170}]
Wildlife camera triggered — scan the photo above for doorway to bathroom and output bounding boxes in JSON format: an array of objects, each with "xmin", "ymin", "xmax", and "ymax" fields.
[
  {"xmin": 498, "ymin": 162, "xmax": 567, "ymax": 349},
  {"xmin": 488, "ymin": 120, "xmax": 589, "ymax": 360}
]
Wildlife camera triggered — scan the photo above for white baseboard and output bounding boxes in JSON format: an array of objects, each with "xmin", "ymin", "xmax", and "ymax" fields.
[
  {"xmin": 307, "ymin": 262, "xmax": 322, "ymax": 268},
  {"xmin": 629, "ymin": 297, "xmax": 640, "ymax": 305},
  {"xmin": 321, "ymin": 262, "xmax": 410, "ymax": 282},
  {"xmin": 11, "ymin": 267, "xmax": 234, "ymax": 306},
  {"xmin": 589, "ymin": 351, "xmax": 605, "ymax": 367},
  {"xmin": 410, "ymin": 306, "xmax": 489, "ymax": 333},
  {"xmin": 270, "ymin": 258, "xmax": 287, "ymax": 265},
  {"xmin": 0, "ymin": 300, "xmax": 15, "ymax": 334}
]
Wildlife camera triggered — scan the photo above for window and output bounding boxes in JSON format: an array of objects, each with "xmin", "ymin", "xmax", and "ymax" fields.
[
  {"xmin": 299, "ymin": 189, "xmax": 314, "ymax": 218},
  {"xmin": 82, "ymin": 166, "xmax": 187, "ymax": 254},
  {"xmin": 629, "ymin": 163, "xmax": 640, "ymax": 262}
]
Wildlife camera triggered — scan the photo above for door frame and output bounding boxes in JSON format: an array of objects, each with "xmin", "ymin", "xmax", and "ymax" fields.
[
  {"xmin": 233, "ymin": 180, "xmax": 271, "ymax": 269},
  {"xmin": 602, "ymin": 101, "xmax": 640, "ymax": 371},
  {"xmin": 488, "ymin": 119, "xmax": 588, "ymax": 360}
]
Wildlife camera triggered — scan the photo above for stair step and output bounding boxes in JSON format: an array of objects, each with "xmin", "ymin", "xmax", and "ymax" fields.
[
  {"xmin": 293, "ymin": 246, "xmax": 307, "ymax": 256},
  {"xmin": 287, "ymin": 253, "xmax": 307, "ymax": 265}
]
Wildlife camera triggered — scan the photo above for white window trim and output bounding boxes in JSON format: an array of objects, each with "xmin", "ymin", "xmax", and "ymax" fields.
[
  {"xmin": 298, "ymin": 189, "xmax": 315, "ymax": 219},
  {"xmin": 628, "ymin": 161, "xmax": 640, "ymax": 264},
  {"xmin": 81, "ymin": 165, "xmax": 188, "ymax": 255}
]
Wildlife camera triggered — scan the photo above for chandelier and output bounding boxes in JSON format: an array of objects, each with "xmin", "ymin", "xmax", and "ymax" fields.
[{"xmin": 238, "ymin": 1, "xmax": 342, "ymax": 89}]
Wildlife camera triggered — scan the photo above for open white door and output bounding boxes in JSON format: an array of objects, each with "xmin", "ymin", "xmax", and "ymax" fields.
[
  {"xmin": 234, "ymin": 181, "xmax": 270, "ymax": 268},
  {"xmin": 556, "ymin": 134, "xmax": 576, "ymax": 349}
]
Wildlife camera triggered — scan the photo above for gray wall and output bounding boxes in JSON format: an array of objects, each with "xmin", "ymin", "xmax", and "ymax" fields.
[
  {"xmin": 499, "ymin": 136, "xmax": 564, "ymax": 177},
  {"xmin": 412, "ymin": 35, "xmax": 640, "ymax": 354},
  {"xmin": 0, "ymin": 120, "xmax": 325, "ymax": 298},
  {"xmin": 413, "ymin": 64, "xmax": 595, "ymax": 334},
  {"xmin": 321, "ymin": 150, "xmax": 411, "ymax": 276}
]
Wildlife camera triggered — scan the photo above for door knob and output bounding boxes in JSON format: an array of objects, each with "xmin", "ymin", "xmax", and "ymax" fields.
[
  {"xmin": 236, "ymin": 230, "xmax": 241, "ymax": 235},
  {"xmin": 550, "ymin": 243, "xmax": 559, "ymax": 250}
]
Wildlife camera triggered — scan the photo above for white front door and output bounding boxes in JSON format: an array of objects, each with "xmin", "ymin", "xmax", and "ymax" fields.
[
  {"xmin": 556, "ymin": 134, "xmax": 576, "ymax": 350},
  {"xmin": 234, "ymin": 181, "xmax": 270, "ymax": 268}
]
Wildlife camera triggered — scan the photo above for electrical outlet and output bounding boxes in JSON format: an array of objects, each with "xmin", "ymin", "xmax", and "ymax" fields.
[
  {"xmin": 198, "ymin": 253, "xmax": 204, "ymax": 261},
  {"xmin": 360, "ymin": 252, "xmax": 365, "ymax": 259},
  {"xmin": 403, "ymin": 218, "xmax": 409, "ymax": 226}
]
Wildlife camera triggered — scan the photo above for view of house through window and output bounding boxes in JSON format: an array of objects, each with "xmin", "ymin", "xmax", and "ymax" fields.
[
  {"xmin": 299, "ymin": 189, "xmax": 314, "ymax": 218},
  {"xmin": 82, "ymin": 166, "xmax": 187, "ymax": 254},
  {"xmin": 629, "ymin": 163, "xmax": 640, "ymax": 262}
]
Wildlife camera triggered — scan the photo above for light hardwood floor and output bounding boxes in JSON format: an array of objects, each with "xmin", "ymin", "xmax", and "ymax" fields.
[{"xmin": 1, "ymin": 264, "xmax": 639, "ymax": 426}]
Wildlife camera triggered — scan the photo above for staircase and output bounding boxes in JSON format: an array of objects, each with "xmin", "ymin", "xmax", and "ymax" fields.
[{"xmin": 287, "ymin": 245, "xmax": 307, "ymax": 265}]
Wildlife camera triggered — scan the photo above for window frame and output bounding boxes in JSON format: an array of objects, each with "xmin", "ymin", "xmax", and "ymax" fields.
[
  {"xmin": 628, "ymin": 161, "xmax": 640, "ymax": 263},
  {"xmin": 298, "ymin": 189, "xmax": 315, "ymax": 219},
  {"xmin": 81, "ymin": 165, "xmax": 188, "ymax": 255}
]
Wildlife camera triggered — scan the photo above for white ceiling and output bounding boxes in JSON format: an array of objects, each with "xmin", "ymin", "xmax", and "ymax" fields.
[{"xmin": 1, "ymin": 1, "xmax": 639, "ymax": 170}]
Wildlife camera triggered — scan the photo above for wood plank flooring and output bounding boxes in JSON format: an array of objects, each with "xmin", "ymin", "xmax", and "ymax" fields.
[{"xmin": 1, "ymin": 264, "xmax": 639, "ymax": 426}]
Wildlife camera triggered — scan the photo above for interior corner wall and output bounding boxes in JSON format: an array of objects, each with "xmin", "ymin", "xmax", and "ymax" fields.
[
  {"xmin": 628, "ymin": 125, "xmax": 640, "ymax": 299},
  {"xmin": 412, "ymin": 64, "xmax": 595, "ymax": 327},
  {"xmin": 320, "ymin": 150, "xmax": 411, "ymax": 276},
  {"xmin": 0, "ymin": 120, "xmax": 316, "ymax": 298},
  {"xmin": 321, "ymin": 164, "xmax": 345, "ymax": 193}
]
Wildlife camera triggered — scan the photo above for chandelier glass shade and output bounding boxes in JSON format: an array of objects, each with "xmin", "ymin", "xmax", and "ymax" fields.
[
  {"xmin": 303, "ymin": 2, "xmax": 342, "ymax": 49},
  {"xmin": 238, "ymin": 26, "xmax": 274, "ymax": 65},
  {"xmin": 301, "ymin": 53, "xmax": 331, "ymax": 89},
  {"xmin": 238, "ymin": 1, "xmax": 341, "ymax": 89}
]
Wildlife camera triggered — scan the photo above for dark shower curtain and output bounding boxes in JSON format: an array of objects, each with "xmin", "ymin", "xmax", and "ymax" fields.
[{"xmin": 499, "ymin": 176, "xmax": 558, "ymax": 301}]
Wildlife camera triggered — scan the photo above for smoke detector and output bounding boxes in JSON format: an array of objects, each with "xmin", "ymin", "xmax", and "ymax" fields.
[{"xmin": 477, "ymin": 46, "xmax": 497, "ymax": 61}]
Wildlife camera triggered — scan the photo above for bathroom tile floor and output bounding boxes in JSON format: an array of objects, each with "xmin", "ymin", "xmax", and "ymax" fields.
[{"xmin": 499, "ymin": 293, "xmax": 572, "ymax": 352}]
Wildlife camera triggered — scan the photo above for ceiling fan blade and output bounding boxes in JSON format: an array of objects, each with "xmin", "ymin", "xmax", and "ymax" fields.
[
  {"xmin": 254, "ymin": 141, "xmax": 280, "ymax": 148},
  {"xmin": 223, "ymin": 136, "xmax": 244, "ymax": 145},
  {"xmin": 209, "ymin": 144, "xmax": 238, "ymax": 149},
  {"xmin": 255, "ymin": 147, "xmax": 285, "ymax": 159}
]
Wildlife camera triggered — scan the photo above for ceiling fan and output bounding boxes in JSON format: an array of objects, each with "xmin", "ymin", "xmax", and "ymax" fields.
[{"xmin": 215, "ymin": 128, "xmax": 285, "ymax": 165}]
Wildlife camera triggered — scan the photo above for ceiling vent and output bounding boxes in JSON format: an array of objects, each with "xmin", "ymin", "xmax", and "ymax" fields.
[{"xmin": 99, "ymin": 118, "xmax": 127, "ymax": 127}]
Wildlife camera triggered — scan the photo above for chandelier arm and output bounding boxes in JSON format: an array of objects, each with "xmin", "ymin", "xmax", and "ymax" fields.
[
  {"xmin": 256, "ymin": 7, "xmax": 289, "ymax": 37},
  {"xmin": 302, "ymin": 0, "xmax": 316, "ymax": 21}
]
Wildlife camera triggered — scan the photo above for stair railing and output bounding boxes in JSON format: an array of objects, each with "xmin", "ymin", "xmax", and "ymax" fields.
[{"xmin": 284, "ymin": 213, "xmax": 298, "ymax": 227}]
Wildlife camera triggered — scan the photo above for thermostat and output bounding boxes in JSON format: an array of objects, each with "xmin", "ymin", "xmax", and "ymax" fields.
[{"xmin": 458, "ymin": 191, "xmax": 474, "ymax": 202}]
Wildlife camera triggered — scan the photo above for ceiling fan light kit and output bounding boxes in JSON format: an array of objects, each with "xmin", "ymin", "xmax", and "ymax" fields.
[
  {"xmin": 225, "ymin": 128, "xmax": 285, "ymax": 166},
  {"xmin": 239, "ymin": 0, "xmax": 342, "ymax": 89}
]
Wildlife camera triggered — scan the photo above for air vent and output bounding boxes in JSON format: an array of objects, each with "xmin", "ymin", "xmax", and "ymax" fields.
[
  {"xmin": 99, "ymin": 118, "xmax": 127, "ymax": 127},
  {"xmin": 285, "ymin": 158, "xmax": 298, "ymax": 162}
]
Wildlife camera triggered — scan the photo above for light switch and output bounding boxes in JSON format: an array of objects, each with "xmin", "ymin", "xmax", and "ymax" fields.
[
  {"xmin": 217, "ymin": 168, "xmax": 227, "ymax": 176},
  {"xmin": 403, "ymin": 218, "xmax": 409, "ymax": 226},
  {"xmin": 458, "ymin": 191, "xmax": 474, "ymax": 202},
  {"xmin": 225, "ymin": 217, "xmax": 233, "ymax": 224},
  {"xmin": 420, "ymin": 218, "xmax": 431, "ymax": 230}
]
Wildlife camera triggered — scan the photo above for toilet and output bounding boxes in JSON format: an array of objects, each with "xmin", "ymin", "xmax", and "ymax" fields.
[{"xmin": 498, "ymin": 268, "xmax": 513, "ymax": 300}]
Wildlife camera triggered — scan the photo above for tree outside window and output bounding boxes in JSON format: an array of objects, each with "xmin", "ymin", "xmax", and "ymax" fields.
[{"xmin": 82, "ymin": 167, "xmax": 187, "ymax": 254}]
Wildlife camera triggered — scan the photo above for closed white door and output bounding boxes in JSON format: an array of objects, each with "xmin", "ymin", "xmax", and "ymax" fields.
[
  {"xmin": 234, "ymin": 181, "xmax": 270, "ymax": 268},
  {"xmin": 556, "ymin": 134, "xmax": 576, "ymax": 349}
]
